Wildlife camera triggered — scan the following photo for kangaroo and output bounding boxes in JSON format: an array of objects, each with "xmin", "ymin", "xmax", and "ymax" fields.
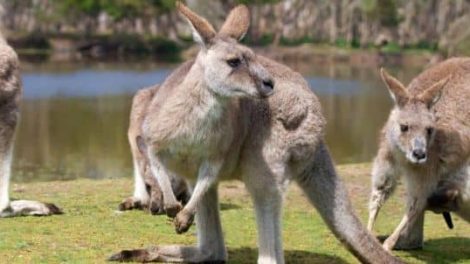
[
  {"xmin": 367, "ymin": 58, "xmax": 470, "ymax": 251},
  {"xmin": 119, "ymin": 85, "xmax": 191, "ymax": 215},
  {"xmin": 0, "ymin": 35, "xmax": 62, "ymax": 217},
  {"xmin": 109, "ymin": 3, "xmax": 403, "ymax": 263}
]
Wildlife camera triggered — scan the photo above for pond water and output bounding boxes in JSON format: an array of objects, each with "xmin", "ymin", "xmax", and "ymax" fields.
[{"xmin": 13, "ymin": 58, "xmax": 423, "ymax": 182}]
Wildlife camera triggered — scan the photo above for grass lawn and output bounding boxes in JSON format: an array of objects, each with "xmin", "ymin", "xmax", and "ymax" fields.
[{"xmin": 0, "ymin": 163, "xmax": 468, "ymax": 263}]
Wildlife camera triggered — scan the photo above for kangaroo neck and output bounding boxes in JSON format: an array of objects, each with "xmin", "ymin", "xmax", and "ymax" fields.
[{"xmin": 181, "ymin": 62, "xmax": 231, "ymax": 125}]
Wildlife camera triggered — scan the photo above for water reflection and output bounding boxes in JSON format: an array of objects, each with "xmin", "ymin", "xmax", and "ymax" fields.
[{"xmin": 13, "ymin": 59, "xmax": 422, "ymax": 182}]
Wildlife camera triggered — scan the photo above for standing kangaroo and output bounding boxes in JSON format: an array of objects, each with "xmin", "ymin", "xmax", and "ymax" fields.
[
  {"xmin": 119, "ymin": 84, "xmax": 191, "ymax": 215},
  {"xmin": 0, "ymin": 35, "xmax": 61, "ymax": 217},
  {"xmin": 110, "ymin": 3, "xmax": 403, "ymax": 263},
  {"xmin": 367, "ymin": 58, "xmax": 470, "ymax": 251}
]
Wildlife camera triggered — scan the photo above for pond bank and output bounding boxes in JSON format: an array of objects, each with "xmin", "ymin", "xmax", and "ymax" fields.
[{"xmin": 10, "ymin": 34, "xmax": 438, "ymax": 66}]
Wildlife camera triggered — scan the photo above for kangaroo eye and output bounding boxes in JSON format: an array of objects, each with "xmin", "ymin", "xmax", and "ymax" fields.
[
  {"xmin": 426, "ymin": 127, "xmax": 434, "ymax": 136},
  {"xmin": 227, "ymin": 58, "xmax": 241, "ymax": 68},
  {"xmin": 400, "ymin": 124, "xmax": 409, "ymax": 132}
]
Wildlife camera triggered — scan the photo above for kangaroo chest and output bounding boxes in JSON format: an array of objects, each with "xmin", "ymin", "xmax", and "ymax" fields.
[{"xmin": 152, "ymin": 97, "xmax": 242, "ymax": 179}]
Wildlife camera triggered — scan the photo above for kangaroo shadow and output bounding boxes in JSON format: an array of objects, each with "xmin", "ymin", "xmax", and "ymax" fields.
[
  {"xmin": 400, "ymin": 237, "xmax": 470, "ymax": 263},
  {"xmin": 227, "ymin": 247, "xmax": 348, "ymax": 264},
  {"xmin": 219, "ymin": 202, "xmax": 241, "ymax": 211}
]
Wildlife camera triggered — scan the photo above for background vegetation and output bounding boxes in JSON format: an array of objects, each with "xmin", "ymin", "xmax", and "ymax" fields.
[{"xmin": 3, "ymin": 0, "xmax": 470, "ymax": 59}]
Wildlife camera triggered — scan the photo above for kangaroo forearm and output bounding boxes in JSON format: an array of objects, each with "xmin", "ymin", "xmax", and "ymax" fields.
[{"xmin": 182, "ymin": 160, "xmax": 222, "ymax": 214}]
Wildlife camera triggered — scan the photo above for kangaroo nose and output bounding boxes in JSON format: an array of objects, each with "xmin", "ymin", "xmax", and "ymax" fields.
[
  {"xmin": 412, "ymin": 149, "xmax": 426, "ymax": 160},
  {"xmin": 259, "ymin": 78, "xmax": 274, "ymax": 97},
  {"xmin": 263, "ymin": 79, "xmax": 274, "ymax": 90}
]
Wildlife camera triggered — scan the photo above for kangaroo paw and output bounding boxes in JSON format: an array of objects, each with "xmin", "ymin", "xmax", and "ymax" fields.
[
  {"xmin": 109, "ymin": 245, "xmax": 225, "ymax": 263},
  {"xmin": 174, "ymin": 210, "xmax": 194, "ymax": 234},
  {"xmin": 108, "ymin": 249, "xmax": 152, "ymax": 262},
  {"xmin": 118, "ymin": 197, "xmax": 147, "ymax": 211},
  {"xmin": 1, "ymin": 200, "xmax": 63, "ymax": 217}
]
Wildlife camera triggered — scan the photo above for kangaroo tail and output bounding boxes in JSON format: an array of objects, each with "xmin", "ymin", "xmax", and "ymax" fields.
[{"xmin": 296, "ymin": 141, "xmax": 403, "ymax": 264}]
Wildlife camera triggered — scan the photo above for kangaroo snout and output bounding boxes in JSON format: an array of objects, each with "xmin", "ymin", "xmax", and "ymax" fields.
[
  {"xmin": 412, "ymin": 149, "xmax": 426, "ymax": 161},
  {"xmin": 259, "ymin": 78, "xmax": 274, "ymax": 97},
  {"xmin": 408, "ymin": 137, "xmax": 428, "ymax": 164}
]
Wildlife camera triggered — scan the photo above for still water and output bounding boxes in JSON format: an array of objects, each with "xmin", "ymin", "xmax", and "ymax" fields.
[{"xmin": 13, "ymin": 59, "xmax": 422, "ymax": 182}]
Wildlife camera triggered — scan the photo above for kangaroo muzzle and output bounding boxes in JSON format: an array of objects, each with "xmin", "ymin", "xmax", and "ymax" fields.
[
  {"xmin": 409, "ymin": 137, "xmax": 427, "ymax": 164},
  {"xmin": 258, "ymin": 78, "xmax": 274, "ymax": 97},
  {"xmin": 251, "ymin": 62, "xmax": 274, "ymax": 98}
]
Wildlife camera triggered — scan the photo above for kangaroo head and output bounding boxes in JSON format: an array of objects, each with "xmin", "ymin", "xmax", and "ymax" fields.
[
  {"xmin": 380, "ymin": 68, "xmax": 450, "ymax": 165},
  {"xmin": 177, "ymin": 2, "xmax": 274, "ymax": 98}
]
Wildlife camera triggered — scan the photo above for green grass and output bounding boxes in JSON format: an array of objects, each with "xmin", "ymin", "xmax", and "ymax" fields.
[{"xmin": 0, "ymin": 163, "xmax": 468, "ymax": 263}]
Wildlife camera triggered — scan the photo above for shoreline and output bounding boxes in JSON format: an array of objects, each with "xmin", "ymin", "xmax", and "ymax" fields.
[
  {"xmin": 10, "ymin": 34, "xmax": 438, "ymax": 66},
  {"xmin": 10, "ymin": 163, "xmax": 370, "ymax": 184}
]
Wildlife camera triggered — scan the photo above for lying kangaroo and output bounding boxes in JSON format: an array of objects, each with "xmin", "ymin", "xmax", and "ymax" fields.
[
  {"xmin": 0, "ymin": 35, "xmax": 62, "ymax": 217},
  {"xmin": 368, "ymin": 58, "xmax": 470, "ymax": 251},
  {"xmin": 110, "ymin": 3, "xmax": 402, "ymax": 263},
  {"xmin": 119, "ymin": 85, "xmax": 191, "ymax": 215}
]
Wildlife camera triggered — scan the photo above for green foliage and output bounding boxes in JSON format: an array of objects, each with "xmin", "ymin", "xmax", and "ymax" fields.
[
  {"xmin": 280, "ymin": 36, "xmax": 315, "ymax": 46},
  {"xmin": 410, "ymin": 41, "xmax": 438, "ymax": 51},
  {"xmin": 92, "ymin": 34, "xmax": 182, "ymax": 60},
  {"xmin": 380, "ymin": 41, "xmax": 401, "ymax": 53},
  {"xmin": 235, "ymin": 0, "xmax": 281, "ymax": 5},
  {"xmin": 147, "ymin": 36, "xmax": 182, "ymax": 60},
  {"xmin": 54, "ymin": 0, "xmax": 177, "ymax": 20},
  {"xmin": 360, "ymin": 0, "xmax": 399, "ymax": 27},
  {"xmin": 377, "ymin": 0, "xmax": 398, "ymax": 27},
  {"xmin": 58, "ymin": 0, "xmax": 102, "ymax": 17},
  {"xmin": 241, "ymin": 33, "xmax": 274, "ymax": 46},
  {"xmin": 8, "ymin": 32, "xmax": 50, "ymax": 50},
  {"xmin": 455, "ymin": 36, "xmax": 470, "ymax": 56},
  {"xmin": 335, "ymin": 38, "xmax": 349, "ymax": 48}
]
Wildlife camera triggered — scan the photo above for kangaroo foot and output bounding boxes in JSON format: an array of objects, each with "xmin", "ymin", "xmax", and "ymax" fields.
[
  {"xmin": 0, "ymin": 200, "xmax": 62, "ymax": 217},
  {"xmin": 109, "ymin": 245, "xmax": 225, "ymax": 263},
  {"xmin": 118, "ymin": 197, "xmax": 147, "ymax": 211},
  {"xmin": 174, "ymin": 209, "xmax": 194, "ymax": 234}
]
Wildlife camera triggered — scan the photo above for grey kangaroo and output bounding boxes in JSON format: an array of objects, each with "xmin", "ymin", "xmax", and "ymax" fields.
[
  {"xmin": 0, "ymin": 35, "xmax": 61, "ymax": 217},
  {"xmin": 368, "ymin": 58, "xmax": 470, "ymax": 251},
  {"xmin": 110, "ymin": 3, "xmax": 403, "ymax": 263}
]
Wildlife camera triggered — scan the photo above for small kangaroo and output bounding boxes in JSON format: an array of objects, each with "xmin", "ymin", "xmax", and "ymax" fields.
[
  {"xmin": 368, "ymin": 58, "xmax": 470, "ymax": 251},
  {"xmin": 0, "ymin": 35, "xmax": 62, "ymax": 217},
  {"xmin": 119, "ymin": 84, "xmax": 191, "ymax": 215},
  {"xmin": 110, "ymin": 3, "xmax": 402, "ymax": 263}
]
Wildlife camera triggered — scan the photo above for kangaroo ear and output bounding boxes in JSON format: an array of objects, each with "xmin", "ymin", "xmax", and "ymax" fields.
[
  {"xmin": 418, "ymin": 75, "xmax": 450, "ymax": 109},
  {"xmin": 218, "ymin": 5, "xmax": 250, "ymax": 41},
  {"xmin": 380, "ymin": 68, "xmax": 409, "ymax": 107},
  {"xmin": 176, "ymin": 1, "xmax": 216, "ymax": 47}
]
